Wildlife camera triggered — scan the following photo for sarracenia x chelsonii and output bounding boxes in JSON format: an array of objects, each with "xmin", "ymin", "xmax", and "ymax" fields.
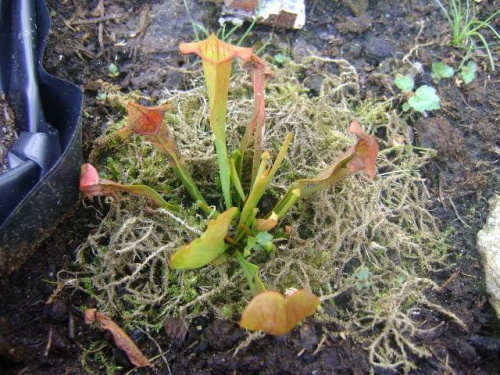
[{"xmin": 80, "ymin": 34, "xmax": 380, "ymax": 336}]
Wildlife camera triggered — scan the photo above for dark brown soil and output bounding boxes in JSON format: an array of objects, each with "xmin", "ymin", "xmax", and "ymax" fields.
[{"xmin": 1, "ymin": 0, "xmax": 500, "ymax": 374}]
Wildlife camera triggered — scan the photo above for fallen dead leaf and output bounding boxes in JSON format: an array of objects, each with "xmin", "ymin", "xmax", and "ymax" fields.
[{"xmin": 84, "ymin": 308, "xmax": 151, "ymax": 368}]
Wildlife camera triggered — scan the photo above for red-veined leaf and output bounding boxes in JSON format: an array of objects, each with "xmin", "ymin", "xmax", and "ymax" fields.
[
  {"xmin": 118, "ymin": 101, "xmax": 173, "ymax": 138},
  {"xmin": 179, "ymin": 33, "xmax": 253, "ymax": 67},
  {"xmin": 239, "ymin": 54, "xmax": 275, "ymax": 183},
  {"xmin": 346, "ymin": 121, "xmax": 379, "ymax": 179}
]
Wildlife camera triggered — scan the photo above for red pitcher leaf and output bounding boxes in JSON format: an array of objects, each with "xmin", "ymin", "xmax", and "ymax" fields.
[
  {"xmin": 271, "ymin": 122, "xmax": 379, "ymax": 216},
  {"xmin": 254, "ymin": 211, "xmax": 278, "ymax": 232},
  {"xmin": 179, "ymin": 33, "xmax": 253, "ymax": 66},
  {"xmin": 119, "ymin": 101, "xmax": 182, "ymax": 167},
  {"xmin": 118, "ymin": 101, "xmax": 173, "ymax": 139},
  {"xmin": 119, "ymin": 101, "xmax": 207, "ymax": 206},
  {"xmin": 80, "ymin": 163, "xmax": 102, "ymax": 198},
  {"xmin": 347, "ymin": 121, "xmax": 379, "ymax": 179},
  {"xmin": 84, "ymin": 309, "xmax": 152, "ymax": 368},
  {"xmin": 239, "ymin": 290, "xmax": 321, "ymax": 336},
  {"xmin": 179, "ymin": 34, "xmax": 254, "ymax": 209},
  {"xmin": 80, "ymin": 163, "xmax": 178, "ymax": 212},
  {"xmin": 170, "ymin": 207, "xmax": 239, "ymax": 269},
  {"xmin": 238, "ymin": 54, "xmax": 274, "ymax": 182},
  {"xmin": 251, "ymin": 66, "xmax": 275, "ymax": 181}
]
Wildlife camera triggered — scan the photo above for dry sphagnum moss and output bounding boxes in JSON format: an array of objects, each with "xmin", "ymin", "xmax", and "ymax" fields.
[{"xmin": 61, "ymin": 57, "xmax": 463, "ymax": 372}]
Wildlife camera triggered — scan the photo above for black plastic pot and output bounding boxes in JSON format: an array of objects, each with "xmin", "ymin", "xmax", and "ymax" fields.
[{"xmin": 0, "ymin": 0, "xmax": 83, "ymax": 274}]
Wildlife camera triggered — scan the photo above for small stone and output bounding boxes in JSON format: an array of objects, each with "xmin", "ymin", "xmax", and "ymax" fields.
[
  {"xmin": 341, "ymin": 0, "xmax": 369, "ymax": 15},
  {"xmin": 43, "ymin": 300, "xmax": 69, "ymax": 323},
  {"xmin": 163, "ymin": 317, "xmax": 189, "ymax": 347},
  {"xmin": 477, "ymin": 195, "xmax": 500, "ymax": 319},
  {"xmin": 204, "ymin": 319, "xmax": 244, "ymax": 351},
  {"xmin": 220, "ymin": 0, "xmax": 306, "ymax": 30},
  {"xmin": 362, "ymin": 35, "xmax": 395, "ymax": 63},
  {"xmin": 300, "ymin": 324, "xmax": 318, "ymax": 353}
]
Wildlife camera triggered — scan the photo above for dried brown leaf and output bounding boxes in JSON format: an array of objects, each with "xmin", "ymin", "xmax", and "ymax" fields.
[{"xmin": 84, "ymin": 309, "xmax": 152, "ymax": 368}]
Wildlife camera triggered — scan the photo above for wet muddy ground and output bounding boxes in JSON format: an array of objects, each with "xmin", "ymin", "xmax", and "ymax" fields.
[{"xmin": 1, "ymin": 0, "xmax": 500, "ymax": 374}]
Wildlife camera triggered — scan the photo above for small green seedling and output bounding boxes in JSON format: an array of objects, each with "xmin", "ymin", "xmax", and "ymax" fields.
[
  {"xmin": 431, "ymin": 62, "xmax": 455, "ymax": 82},
  {"xmin": 243, "ymin": 232, "xmax": 275, "ymax": 257},
  {"xmin": 255, "ymin": 231, "xmax": 275, "ymax": 252},
  {"xmin": 274, "ymin": 53, "xmax": 285, "ymax": 64},
  {"xmin": 395, "ymin": 75, "xmax": 441, "ymax": 113},
  {"xmin": 394, "ymin": 75, "xmax": 415, "ymax": 93},
  {"xmin": 107, "ymin": 63, "xmax": 120, "ymax": 78},
  {"xmin": 434, "ymin": 0, "xmax": 500, "ymax": 71},
  {"xmin": 460, "ymin": 61, "xmax": 477, "ymax": 84},
  {"xmin": 96, "ymin": 92, "xmax": 108, "ymax": 101},
  {"xmin": 355, "ymin": 266, "xmax": 372, "ymax": 290},
  {"xmin": 406, "ymin": 86, "xmax": 441, "ymax": 113},
  {"xmin": 273, "ymin": 45, "xmax": 291, "ymax": 65}
]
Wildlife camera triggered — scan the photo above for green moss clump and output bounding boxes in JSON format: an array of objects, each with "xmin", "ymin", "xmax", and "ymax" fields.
[{"xmin": 63, "ymin": 57, "xmax": 460, "ymax": 373}]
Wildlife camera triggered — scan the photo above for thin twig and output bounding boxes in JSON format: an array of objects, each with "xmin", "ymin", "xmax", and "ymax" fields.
[
  {"xmin": 43, "ymin": 325, "xmax": 54, "ymax": 357},
  {"xmin": 137, "ymin": 327, "xmax": 171, "ymax": 375},
  {"xmin": 97, "ymin": 0, "xmax": 105, "ymax": 52},
  {"xmin": 152, "ymin": 208, "xmax": 203, "ymax": 236},
  {"xmin": 448, "ymin": 197, "xmax": 471, "ymax": 228},
  {"xmin": 70, "ymin": 13, "xmax": 127, "ymax": 26},
  {"xmin": 312, "ymin": 330, "xmax": 328, "ymax": 356},
  {"xmin": 403, "ymin": 21, "xmax": 434, "ymax": 64}
]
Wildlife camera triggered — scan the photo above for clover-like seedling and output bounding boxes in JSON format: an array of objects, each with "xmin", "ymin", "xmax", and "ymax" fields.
[
  {"xmin": 460, "ymin": 61, "xmax": 477, "ymax": 84},
  {"xmin": 355, "ymin": 266, "xmax": 372, "ymax": 290},
  {"xmin": 395, "ymin": 75, "xmax": 441, "ymax": 113},
  {"xmin": 431, "ymin": 62, "xmax": 455, "ymax": 82},
  {"xmin": 406, "ymin": 86, "xmax": 441, "ymax": 112},
  {"xmin": 274, "ymin": 52, "xmax": 285, "ymax": 64},
  {"xmin": 394, "ymin": 75, "xmax": 415, "ymax": 94},
  {"xmin": 107, "ymin": 63, "xmax": 120, "ymax": 78}
]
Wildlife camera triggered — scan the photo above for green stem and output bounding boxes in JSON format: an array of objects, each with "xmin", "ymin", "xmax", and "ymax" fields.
[
  {"xmin": 236, "ymin": 251, "xmax": 266, "ymax": 296},
  {"xmin": 214, "ymin": 138, "xmax": 233, "ymax": 209},
  {"xmin": 272, "ymin": 188, "xmax": 300, "ymax": 219},
  {"xmin": 230, "ymin": 157, "xmax": 246, "ymax": 202},
  {"xmin": 237, "ymin": 133, "xmax": 293, "ymax": 237},
  {"xmin": 105, "ymin": 183, "xmax": 180, "ymax": 213},
  {"xmin": 154, "ymin": 135, "xmax": 208, "ymax": 206}
]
